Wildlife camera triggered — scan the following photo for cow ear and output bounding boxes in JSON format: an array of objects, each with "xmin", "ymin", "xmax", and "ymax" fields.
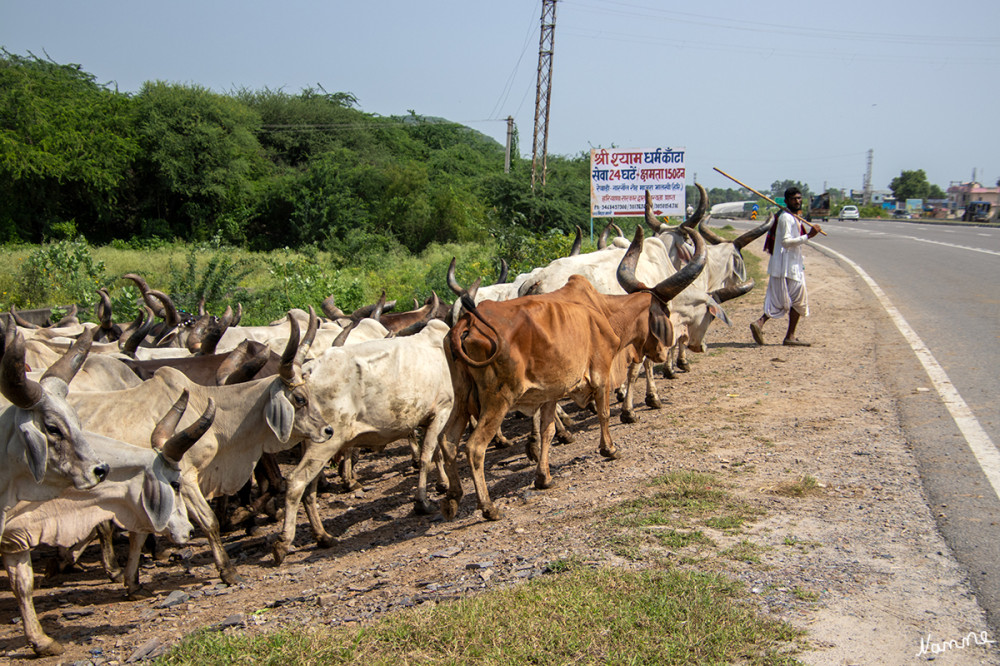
[
  {"xmin": 142, "ymin": 462, "xmax": 174, "ymax": 533},
  {"xmin": 16, "ymin": 412, "xmax": 48, "ymax": 483},
  {"xmin": 265, "ymin": 383, "xmax": 294, "ymax": 443},
  {"xmin": 707, "ymin": 299, "xmax": 732, "ymax": 327},
  {"xmin": 648, "ymin": 301, "xmax": 674, "ymax": 348}
]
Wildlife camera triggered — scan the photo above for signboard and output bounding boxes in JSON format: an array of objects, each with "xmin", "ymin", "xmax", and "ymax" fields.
[{"xmin": 590, "ymin": 147, "xmax": 686, "ymax": 217}]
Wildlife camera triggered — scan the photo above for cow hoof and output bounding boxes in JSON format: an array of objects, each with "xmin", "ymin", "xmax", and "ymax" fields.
[
  {"xmin": 556, "ymin": 431, "xmax": 575, "ymax": 445},
  {"xmin": 221, "ymin": 569, "xmax": 245, "ymax": 586},
  {"xmin": 677, "ymin": 359, "xmax": 691, "ymax": 372},
  {"xmin": 614, "ymin": 388, "xmax": 626, "ymax": 402},
  {"xmin": 32, "ymin": 639, "xmax": 64, "ymax": 657},
  {"xmin": 662, "ymin": 366, "xmax": 676, "ymax": 380},
  {"xmin": 600, "ymin": 447, "xmax": 621, "ymax": 460},
  {"xmin": 435, "ymin": 481, "xmax": 449, "ymax": 494},
  {"xmin": 526, "ymin": 441, "xmax": 540, "ymax": 463},
  {"xmin": 620, "ymin": 410, "xmax": 637, "ymax": 424},
  {"xmin": 535, "ymin": 476, "xmax": 555, "ymax": 490},
  {"xmin": 414, "ymin": 500, "xmax": 434, "ymax": 516},
  {"xmin": 441, "ymin": 498, "xmax": 460, "ymax": 521},
  {"xmin": 316, "ymin": 535, "xmax": 335, "ymax": 549},
  {"xmin": 342, "ymin": 480, "xmax": 363, "ymax": 492},
  {"xmin": 126, "ymin": 586, "xmax": 153, "ymax": 601},
  {"xmin": 645, "ymin": 394, "xmax": 662, "ymax": 409},
  {"xmin": 272, "ymin": 541, "xmax": 291, "ymax": 565},
  {"xmin": 482, "ymin": 506, "xmax": 504, "ymax": 521},
  {"xmin": 492, "ymin": 437, "xmax": 513, "ymax": 449}
]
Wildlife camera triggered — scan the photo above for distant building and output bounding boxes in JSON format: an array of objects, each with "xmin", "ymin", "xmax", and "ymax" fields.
[{"xmin": 947, "ymin": 181, "xmax": 1000, "ymax": 213}]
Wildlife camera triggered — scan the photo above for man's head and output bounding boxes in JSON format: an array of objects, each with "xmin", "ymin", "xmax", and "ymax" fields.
[{"xmin": 784, "ymin": 187, "xmax": 803, "ymax": 213}]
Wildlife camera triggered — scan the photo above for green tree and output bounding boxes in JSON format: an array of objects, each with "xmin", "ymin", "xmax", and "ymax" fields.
[
  {"xmin": 928, "ymin": 184, "xmax": 946, "ymax": 199},
  {"xmin": 889, "ymin": 169, "xmax": 933, "ymax": 201},
  {"xmin": 769, "ymin": 179, "xmax": 812, "ymax": 201},
  {"xmin": 0, "ymin": 50, "xmax": 139, "ymax": 242}
]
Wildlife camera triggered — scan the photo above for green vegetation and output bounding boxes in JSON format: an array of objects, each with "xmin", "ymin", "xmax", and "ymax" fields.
[{"xmin": 160, "ymin": 567, "xmax": 802, "ymax": 665}]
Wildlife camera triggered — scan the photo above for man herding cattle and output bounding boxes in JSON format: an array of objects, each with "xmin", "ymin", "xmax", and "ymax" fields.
[{"xmin": 750, "ymin": 187, "xmax": 823, "ymax": 347}]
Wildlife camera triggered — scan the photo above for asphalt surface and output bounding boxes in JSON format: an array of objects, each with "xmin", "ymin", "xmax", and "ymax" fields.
[{"xmin": 727, "ymin": 215, "xmax": 1000, "ymax": 632}]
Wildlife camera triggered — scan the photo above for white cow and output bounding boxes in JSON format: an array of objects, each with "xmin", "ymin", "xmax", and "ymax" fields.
[
  {"xmin": 271, "ymin": 319, "xmax": 455, "ymax": 564},
  {"xmin": 1, "ymin": 391, "xmax": 212, "ymax": 657},
  {"xmin": 1, "ymin": 325, "xmax": 108, "ymax": 536}
]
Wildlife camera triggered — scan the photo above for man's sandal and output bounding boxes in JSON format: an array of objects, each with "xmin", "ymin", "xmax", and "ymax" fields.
[
  {"xmin": 750, "ymin": 322, "xmax": 764, "ymax": 346},
  {"xmin": 782, "ymin": 339, "xmax": 811, "ymax": 347}
]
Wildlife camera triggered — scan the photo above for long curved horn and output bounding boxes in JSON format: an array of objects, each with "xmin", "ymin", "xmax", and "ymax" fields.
[
  {"xmin": 370, "ymin": 292, "xmax": 386, "ymax": 322},
  {"xmin": 321, "ymin": 295, "xmax": 344, "ymax": 320},
  {"xmin": 197, "ymin": 305, "xmax": 234, "ymax": 356},
  {"xmin": 698, "ymin": 219, "xmax": 726, "ymax": 245},
  {"xmin": 332, "ymin": 320, "xmax": 358, "ymax": 347},
  {"xmin": 598, "ymin": 222, "xmax": 615, "ymax": 249},
  {"xmin": 446, "ymin": 258, "xmax": 463, "ymax": 297},
  {"xmin": 9, "ymin": 307, "xmax": 39, "ymax": 330},
  {"xmin": 279, "ymin": 312, "xmax": 301, "ymax": 382},
  {"xmin": 644, "ymin": 190, "xmax": 666, "ymax": 233},
  {"xmin": 52, "ymin": 304, "xmax": 79, "ymax": 328},
  {"xmin": 197, "ymin": 298, "xmax": 206, "ymax": 317},
  {"xmin": 293, "ymin": 306, "xmax": 318, "ymax": 367},
  {"xmin": 422, "ymin": 291, "xmax": 440, "ymax": 323},
  {"xmin": 682, "ymin": 183, "xmax": 709, "ymax": 230},
  {"xmin": 710, "ymin": 279, "xmax": 756, "ymax": 303},
  {"xmin": 40, "ymin": 326, "xmax": 94, "ymax": 385},
  {"xmin": 120, "ymin": 306, "xmax": 155, "ymax": 354},
  {"xmin": 160, "ymin": 396, "xmax": 216, "ymax": 465},
  {"xmin": 96, "ymin": 289, "xmax": 113, "ymax": 330},
  {"xmin": 123, "ymin": 274, "xmax": 165, "ymax": 319},
  {"xmin": 568, "ymin": 226, "xmax": 583, "ymax": 256},
  {"xmin": 232, "ymin": 303, "xmax": 243, "ymax": 327},
  {"xmin": 151, "ymin": 389, "xmax": 189, "ymax": 451},
  {"xmin": 732, "ymin": 217, "xmax": 773, "ymax": 250},
  {"xmin": 496, "ymin": 259, "xmax": 509, "ymax": 285},
  {"xmin": 0, "ymin": 324, "xmax": 44, "ymax": 408},
  {"xmin": 616, "ymin": 226, "xmax": 648, "ymax": 294},
  {"xmin": 147, "ymin": 290, "xmax": 180, "ymax": 328},
  {"xmin": 216, "ymin": 340, "xmax": 271, "ymax": 385},
  {"xmin": 649, "ymin": 228, "xmax": 706, "ymax": 303}
]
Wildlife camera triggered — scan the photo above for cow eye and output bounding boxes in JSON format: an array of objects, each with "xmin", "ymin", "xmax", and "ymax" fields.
[
  {"xmin": 45, "ymin": 424, "xmax": 62, "ymax": 437},
  {"xmin": 170, "ymin": 481, "xmax": 181, "ymax": 492},
  {"xmin": 294, "ymin": 395, "xmax": 307, "ymax": 407}
]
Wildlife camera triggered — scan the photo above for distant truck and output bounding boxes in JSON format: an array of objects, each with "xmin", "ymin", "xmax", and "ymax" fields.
[
  {"xmin": 809, "ymin": 192, "xmax": 831, "ymax": 222},
  {"xmin": 962, "ymin": 201, "xmax": 997, "ymax": 222}
]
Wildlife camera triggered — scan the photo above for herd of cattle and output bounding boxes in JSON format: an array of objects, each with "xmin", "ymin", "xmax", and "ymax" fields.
[{"xmin": 0, "ymin": 186, "xmax": 770, "ymax": 656}]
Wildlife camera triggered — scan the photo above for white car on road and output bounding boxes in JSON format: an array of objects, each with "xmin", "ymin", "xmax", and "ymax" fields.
[{"xmin": 839, "ymin": 205, "xmax": 860, "ymax": 221}]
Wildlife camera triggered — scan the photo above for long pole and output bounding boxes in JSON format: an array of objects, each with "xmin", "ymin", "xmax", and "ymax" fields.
[{"xmin": 713, "ymin": 167, "xmax": 827, "ymax": 235}]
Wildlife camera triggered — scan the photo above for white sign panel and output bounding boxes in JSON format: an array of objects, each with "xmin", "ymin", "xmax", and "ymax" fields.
[{"xmin": 590, "ymin": 147, "xmax": 686, "ymax": 217}]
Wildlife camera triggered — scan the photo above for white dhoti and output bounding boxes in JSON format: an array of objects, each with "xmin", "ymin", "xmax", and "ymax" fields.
[{"xmin": 763, "ymin": 275, "xmax": 808, "ymax": 319}]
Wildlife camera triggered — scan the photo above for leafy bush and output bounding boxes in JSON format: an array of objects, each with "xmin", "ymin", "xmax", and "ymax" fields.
[
  {"xmin": 166, "ymin": 248, "xmax": 257, "ymax": 316},
  {"xmin": 17, "ymin": 238, "xmax": 108, "ymax": 308}
]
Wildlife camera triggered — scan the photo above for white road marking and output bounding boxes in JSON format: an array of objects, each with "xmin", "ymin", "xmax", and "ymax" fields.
[
  {"xmin": 900, "ymin": 236, "xmax": 1000, "ymax": 257},
  {"xmin": 816, "ymin": 244, "xmax": 1000, "ymax": 501}
]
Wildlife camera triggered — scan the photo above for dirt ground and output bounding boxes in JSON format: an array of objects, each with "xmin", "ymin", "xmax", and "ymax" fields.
[{"xmin": 2, "ymin": 245, "xmax": 999, "ymax": 665}]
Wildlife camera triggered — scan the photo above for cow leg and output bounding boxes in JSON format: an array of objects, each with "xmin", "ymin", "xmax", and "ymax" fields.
[
  {"xmin": 534, "ymin": 401, "xmax": 559, "ymax": 489},
  {"xmin": 596, "ymin": 386, "xmax": 619, "ymax": 459},
  {"xmin": 3, "ymin": 550, "xmax": 63, "ymax": 656},
  {"xmin": 438, "ymin": 406, "xmax": 471, "ymax": 520},
  {"xmin": 662, "ymin": 345, "xmax": 677, "ymax": 379},
  {"xmin": 301, "ymin": 475, "xmax": 335, "ymax": 548},
  {"xmin": 123, "ymin": 531, "xmax": 153, "ymax": 599},
  {"xmin": 180, "ymin": 481, "xmax": 244, "ymax": 585},
  {"xmin": 620, "ymin": 361, "xmax": 641, "ymax": 423},
  {"xmin": 339, "ymin": 449, "xmax": 362, "ymax": 491},
  {"xmin": 554, "ymin": 405, "xmax": 575, "ymax": 443},
  {"xmin": 527, "ymin": 411, "xmax": 542, "ymax": 462},
  {"xmin": 274, "ymin": 452, "xmax": 335, "ymax": 565},
  {"xmin": 676, "ymin": 344, "xmax": 690, "ymax": 372},
  {"xmin": 96, "ymin": 521, "xmax": 123, "ymax": 582},
  {"xmin": 643, "ymin": 357, "xmax": 663, "ymax": 409},
  {"xmin": 466, "ymin": 404, "xmax": 508, "ymax": 521},
  {"xmin": 414, "ymin": 410, "xmax": 448, "ymax": 515}
]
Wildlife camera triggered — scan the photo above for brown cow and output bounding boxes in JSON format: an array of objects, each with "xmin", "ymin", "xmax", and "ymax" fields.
[{"xmin": 439, "ymin": 226, "xmax": 706, "ymax": 521}]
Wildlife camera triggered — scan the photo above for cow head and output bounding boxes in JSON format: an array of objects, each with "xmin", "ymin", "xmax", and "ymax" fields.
[
  {"xmin": 267, "ymin": 307, "xmax": 334, "ymax": 445},
  {"xmin": 1, "ymin": 323, "xmax": 109, "ymax": 489},
  {"xmin": 617, "ymin": 225, "xmax": 707, "ymax": 363}
]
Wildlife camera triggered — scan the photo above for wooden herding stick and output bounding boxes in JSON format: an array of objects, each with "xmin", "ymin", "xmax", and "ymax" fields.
[{"xmin": 713, "ymin": 167, "xmax": 827, "ymax": 236}]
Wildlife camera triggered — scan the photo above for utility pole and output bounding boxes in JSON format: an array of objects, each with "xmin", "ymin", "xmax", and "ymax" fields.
[
  {"xmin": 531, "ymin": 0, "xmax": 557, "ymax": 191},
  {"xmin": 504, "ymin": 116, "xmax": 514, "ymax": 174},
  {"xmin": 862, "ymin": 148, "xmax": 873, "ymax": 206}
]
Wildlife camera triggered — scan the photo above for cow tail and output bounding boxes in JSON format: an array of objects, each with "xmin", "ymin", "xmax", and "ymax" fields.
[{"xmin": 450, "ymin": 309, "xmax": 502, "ymax": 369}]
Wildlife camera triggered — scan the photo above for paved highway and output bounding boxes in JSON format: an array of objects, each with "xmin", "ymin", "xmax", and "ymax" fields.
[{"xmin": 729, "ymin": 215, "xmax": 1000, "ymax": 631}]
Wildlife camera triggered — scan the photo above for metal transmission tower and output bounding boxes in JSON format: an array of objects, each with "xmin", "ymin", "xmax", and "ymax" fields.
[
  {"xmin": 531, "ymin": 0, "xmax": 557, "ymax": 190},
  {"xmin": 862, "ymin": 148, "xmax": 873, "ymax": 205}
]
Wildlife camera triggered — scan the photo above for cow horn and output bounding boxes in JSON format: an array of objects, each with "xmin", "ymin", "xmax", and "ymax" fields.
[
  {"xmin": 147, "ymin": 290, "xmax": 180, "ymax": 328},
  {"xmin": 598, "ymin": 222, "xmax": 614, "ymax": 249},
  {"xmin": 159, "ymin": 394, "xmax": 216, "ymax": 465},
  {"xmin": 711, "ymin": 279, "xmax": 756, "ymax": 303},
  {"xmin": 52, "ymin": 304, "xmax": 79, "ymax": 328},
  {"xmin": 649, "ymin": 227, "xmax": 706, "ymax": 303},
  {"xmin": 293, "ymin": 306, "xmax": 318, "ymax": 367},
  {"xmin": 616, "ymin": 226, "xmax": 648, "ymax": 294},
  {"xmin": 371, "ymin": 291, "xmax": 387, "ymax": 322},
  {"xmin": 123, "ymin": 274, "xmax": 165, "ymax": 319},
  {"xmin": 217, "ymin": 340, "xmax": 271, "ymax": 385},
  {"xmin": 644, "ymin": 190, "xmax": 667, "ymax": 233},
  {"xmin": 496, "ymin": 259, "xmax": 509, "ymax": 285},
  {"xmin": 96, "ymin": 289, "xmax": 113, "ymax": 330},
  {"xmin": 197, "ymin": 298, "xmax": 206, "ymax": 317},
  {"xmin": 196, "ymin": 306, "xmax": 233, "ymax": 356},
  {"xmin": 423, "ymin": 291, "xmax": 440, "ymax": 323},
  {"xmin": 446, "ymin": 258, "xmax": 463, "ymax": 297},
  {"xmin": 120, "ymin": 306, "xmax": 154, "ymax": 354},
  {"xmin": 568, "ymin": 226, "xmax": 583, "ymax": 256},
  {"xmin": 332, "ymin": 320, "xmax": 358, "ymax": 347},
  {"xmin": 321, "ymin": 295, "xmax": 344, "ymax": 320},
  {"xmin": 279, "ymin": 312, "xmax": 301, "ymax": 382},
  {"xmin": 0, "ymin": 324, "xmax": 44, "ymax": 408},
  {"xmin": 9, "ymin": 307, "xmax": 39, "ymax": 329},
  {"xmin": 682, "ymin": 183, "xmax": 709, "ymax": 230},
  {"xmin": 232, "ymin": 303, "xmax": 243, "ymax": 327},
  {"xmin": 698, "ymin": 219, "xmax": 726, "ymax": 245},
  {"xmin": 732, "ymin": 217, "xmax": 772, "ymax": 250},
  {"xmin": 40, "ymin": 326, "xmax": 94, "ymax": 385}
]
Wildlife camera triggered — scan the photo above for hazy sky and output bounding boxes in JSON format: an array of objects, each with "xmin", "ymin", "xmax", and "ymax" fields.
[{"xmin": 3, "ymin": 0, "xmax": 998, "ymax": 195}]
